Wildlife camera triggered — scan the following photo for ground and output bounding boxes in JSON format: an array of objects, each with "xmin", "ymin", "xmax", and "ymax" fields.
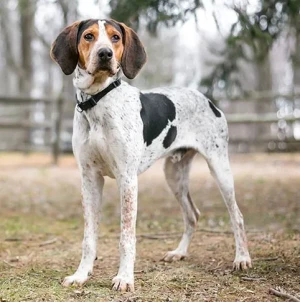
[{"xmin": 0, "ymin": 153, "xmax": 299, "ymax": 302}]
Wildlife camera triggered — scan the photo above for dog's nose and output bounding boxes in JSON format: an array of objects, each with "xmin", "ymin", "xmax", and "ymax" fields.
[{"xmin": 98, "ymin": 48, "xmax": 113, "ymax": 62}]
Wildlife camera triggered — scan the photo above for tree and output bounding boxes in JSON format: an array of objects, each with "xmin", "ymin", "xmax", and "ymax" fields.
[
  {"xmin": 0, "ymin": 0, "xmax": 35, "ymax": 96},
  {"xmin": 289, "ymin": 2, "xmax": 300, "ymax": 92},
  {"xmin": 201, "ymin": 0, "xmax": 300, "ymax": 97},
  {"xmin": 109, "ymin": 0, "xmax": 300, "ymax": 94},
  {"xmin": 19, "ymin": 0, "xmax": 36, "ymax": 96},
  {"xmin": 109, "ymin": 0, "xmax": 202, "ymax": 34}
]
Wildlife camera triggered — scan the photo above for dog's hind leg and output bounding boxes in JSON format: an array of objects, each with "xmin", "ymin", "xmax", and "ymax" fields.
[
  {"xmin": 205, "ymin": 147, "xmax": 252, "ymax": 270},
  {"xmin": 162, "ymin": 149, "xmax": 200, "ymax": 262}
]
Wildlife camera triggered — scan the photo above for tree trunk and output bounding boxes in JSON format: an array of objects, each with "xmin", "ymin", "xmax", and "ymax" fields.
[
  {"xmin": 254, "ymin": 53, "xmax": 273, "ymax": 142},
  {"xmin": 51, "ymin": 0, "xmax": 79, "ymax": 162},
  {"xmin": 18, "ymin": 0, "xmax": 36, "ymax": 152},
  {"xmin": 18, "ymin": 0, "xmax": 35, "ymax": 96},
  {"xmin": 293, "ymin": 30, "xmax": 300, "ymax": 92}
]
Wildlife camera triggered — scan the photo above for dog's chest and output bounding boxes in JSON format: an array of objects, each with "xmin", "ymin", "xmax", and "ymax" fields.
[
  {"xmin": 80, "ymin": 96, "xmax": 144, "ymax": 177},
  {"xmin": 85, "ymin": 111, "xmax": 125, "ymax": 177},
  {"xmin": 87, "ymin": 131, "xmax": 116, "ymax": 177}
]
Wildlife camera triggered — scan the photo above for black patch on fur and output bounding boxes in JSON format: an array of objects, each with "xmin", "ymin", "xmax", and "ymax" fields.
[
  {"xmin": 163, "ymin": 126, "xmax": 177, "ymax": 148},
  {"xmin": 140, "ymin": 93, "xmax": 176, "ymax": 146},
  {"xmin": 208, "ymin": 100, "xmax": 221, "ymax": 118}
]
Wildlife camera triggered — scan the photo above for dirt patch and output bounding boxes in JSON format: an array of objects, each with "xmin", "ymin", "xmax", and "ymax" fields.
[{"xmin": 0, "ymin": 153, "xmax": 299, "ymax": 301}]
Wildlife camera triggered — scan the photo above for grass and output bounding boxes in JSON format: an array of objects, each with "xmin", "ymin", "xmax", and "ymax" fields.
[{"xmin": 0, "ymin": 153, "xmax": 299, "ymax": 301}]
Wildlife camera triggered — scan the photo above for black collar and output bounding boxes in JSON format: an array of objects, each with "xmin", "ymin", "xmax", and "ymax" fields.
[{"xmin": 77, "ymin": 79, "xmax": 121, "ymax": 112}]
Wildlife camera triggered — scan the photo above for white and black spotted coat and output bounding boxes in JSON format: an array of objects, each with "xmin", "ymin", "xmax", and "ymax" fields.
[{"xmin": 74, "ymin": 81, "xmax": 228, "ymax": 179}]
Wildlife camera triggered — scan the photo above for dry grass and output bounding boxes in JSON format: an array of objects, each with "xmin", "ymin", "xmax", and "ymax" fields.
[{"xmin": 0, "ymin": 152, "xmax": 299, "ymax": 301}]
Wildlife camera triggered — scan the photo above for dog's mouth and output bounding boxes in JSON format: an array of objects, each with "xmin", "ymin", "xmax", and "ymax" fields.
[
  {"xmin": 87, "ymin": 61, "xmax": 120, "ymax": 78},
  {"xmin": 88, "ymin": 64, "xmax": 116, "ymax": 76},
  {"xmin": 88, "ymin": 69, "xmax": 115, "ymax": 78}
]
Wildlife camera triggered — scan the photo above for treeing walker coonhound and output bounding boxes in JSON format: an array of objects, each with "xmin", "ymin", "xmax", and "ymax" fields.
[{"xmin": 50, "ymin": 18, "xmax": 252, "ymax": 292}]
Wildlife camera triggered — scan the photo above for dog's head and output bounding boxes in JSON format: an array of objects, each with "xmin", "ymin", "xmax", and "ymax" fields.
[{"xmin": 50, "ymin": 19, "xmax": 147, "ymax": 79}]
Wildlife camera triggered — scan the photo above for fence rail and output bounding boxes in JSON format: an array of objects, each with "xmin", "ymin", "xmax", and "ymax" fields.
[
  {"xmin": 219, "ymin": 91, "xmax": 300, "ymax": 102},
  {"xmin": 1, "ymin": 92, "xmax": 300, "ymax": 162},
  {"xmin": 0, "ymin": 120, "xmax": 53, "ymax": 129},
  {"xmin": 0, "ymin": 96, "xmax": 54, "ymax": 104},
  {"xmin": 227, "ymin": 113, "xmax": 300, "ymax": 123}
]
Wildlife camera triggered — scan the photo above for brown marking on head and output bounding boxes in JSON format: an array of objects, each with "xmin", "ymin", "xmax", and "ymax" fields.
[
  {"xmin": 77, "ymin": 23, "xmax": 99, "ymax": 69},
  {"xmin": 111, "ymin": 20, "xmax": 147, "ymax": 79},
  {"xmin": 50, "ymin": 19, "xmax": 98, "ymax": 75},
  {"xmin": 105, "ymin": 23, "xmax": 124, "ymax": 64}
]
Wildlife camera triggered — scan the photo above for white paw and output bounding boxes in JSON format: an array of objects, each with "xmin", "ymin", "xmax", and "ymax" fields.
[
  {"xmin": 233, "ymin": 255, "xmax": 252, "ymax": 270},
  {"xmin": 112, "ymin": 275, "xmax": 134, "ymax": 292},
  {"xmin": 161, "ymin": 250, "xmax": 186, "ymax": 262},
  {"xmin": 62, "ymin": 272, "xmax": 91, "ymax": 287}
]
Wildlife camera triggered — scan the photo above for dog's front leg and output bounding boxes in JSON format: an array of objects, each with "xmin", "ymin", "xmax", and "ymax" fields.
[
  {"xmin": 63, "ymin": 166, "xmax": 104, "ymax": 286},
  {"xmin": 112, "ymin": 175, "xmax": 138, "ymax": 292}
]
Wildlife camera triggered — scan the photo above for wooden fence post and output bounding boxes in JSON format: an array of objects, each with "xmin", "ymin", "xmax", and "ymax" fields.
[{"xmin": 52, "ymin": 90, "xmax": 64, "ymax": 165}]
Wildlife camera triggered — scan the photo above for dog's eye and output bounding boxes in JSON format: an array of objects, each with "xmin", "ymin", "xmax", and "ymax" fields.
[
  {"xmin": 112, "ymin": 35, "xmax": 120, "ymax": 43},
  {"xmin": 84, "ymin": 33, "xmax": 94, "ymax": 41}
]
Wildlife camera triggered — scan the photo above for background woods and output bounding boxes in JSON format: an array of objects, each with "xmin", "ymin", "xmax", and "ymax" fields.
[{"xmin": 0, "ymin": 0, "xmax": 300, "ymax": 156}]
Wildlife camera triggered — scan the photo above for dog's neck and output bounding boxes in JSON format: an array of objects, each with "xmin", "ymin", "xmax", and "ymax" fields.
[{"xmin": 73, "ymin": 66, "xmax": 121, "ymax": 97}]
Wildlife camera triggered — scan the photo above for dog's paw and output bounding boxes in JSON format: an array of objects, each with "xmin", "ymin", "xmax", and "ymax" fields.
[
  {"xmin": 161, "ymin": 250, "xmax": 186, "ymax": 262},
  {"xmin": 233, "ymin": 255, "xmax": 252, "ymax": 270},
  {"xmin": 112, "ymin": 276, "xmax": 134, "ymax": 292},
  {"xmin": 62, "ymin": 272, "xmax": 91, "ymax": 287}
]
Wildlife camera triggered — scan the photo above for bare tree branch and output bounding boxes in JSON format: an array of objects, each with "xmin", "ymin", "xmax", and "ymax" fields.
[
  {"xmin": 56, "ymin": 0, "xmax": 68, "ymax": 24},
  {"xmin": 269, "ymin": 288, "xmax": 300, "ymax": 302},
  {"xmin": 35, "ymin": 28, "xmax": 51, "ymax": 48}
]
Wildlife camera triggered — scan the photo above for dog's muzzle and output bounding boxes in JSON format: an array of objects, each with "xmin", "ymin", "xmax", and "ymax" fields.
[
  {"xmin": 95, "ymin": 48, "xmax": 115, "ymax": 73},
  {"xmin": 98, "ymin": 48, "xmax": 113, "ymax": 63}
]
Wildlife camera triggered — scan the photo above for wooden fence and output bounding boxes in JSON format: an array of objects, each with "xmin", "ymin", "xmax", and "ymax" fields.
[
  {"xmin": 0, "ymin": 92, "xmax": 300, "ymax": 163},
  {"xmin": 0, "ymin": 95, "xmax": 67, "ymax": 164}
]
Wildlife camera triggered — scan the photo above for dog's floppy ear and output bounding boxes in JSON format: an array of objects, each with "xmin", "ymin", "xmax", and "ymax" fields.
[
  {"xmin": 117, "ymin": 22, "xmax": 147, "ymax": 79},
  {"xmin": 50, "ymin": 21, "xmax": 82, "ymax": 75}
]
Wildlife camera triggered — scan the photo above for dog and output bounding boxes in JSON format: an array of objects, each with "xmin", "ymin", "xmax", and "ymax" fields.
[{"xmin": 50, "ymin": 18, "xmax": 252, "ymax": 292}]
